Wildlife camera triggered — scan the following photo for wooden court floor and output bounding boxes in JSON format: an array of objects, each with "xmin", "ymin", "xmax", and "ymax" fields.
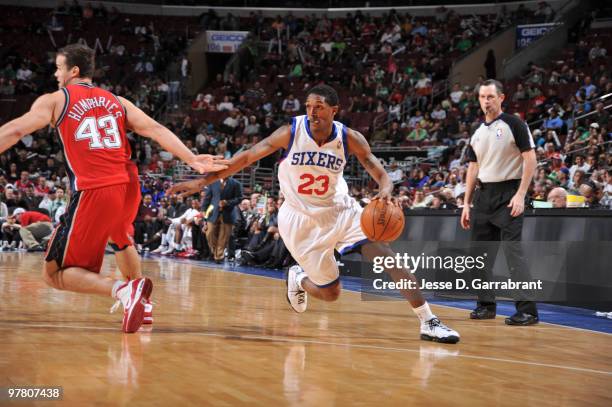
[{"xmin": 1, "ymin": 252, "xmax": 611, "ymax": 406}]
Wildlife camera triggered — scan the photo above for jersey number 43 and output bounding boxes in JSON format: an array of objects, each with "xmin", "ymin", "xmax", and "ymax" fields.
[{"xmin": 75, "ymin": 115, "xmax": 122, "ymax": 149}]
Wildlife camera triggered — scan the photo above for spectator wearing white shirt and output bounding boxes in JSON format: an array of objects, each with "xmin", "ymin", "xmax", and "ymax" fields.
[
  {"xmin": 217, "ymin": 96, "xmax": 234, "ymax": 112},
  {"xmin": 450, "ymin": 83, "xmax": 463, "ymax": 105},
  {"xmin": 157, "ymin": 81, "xmax": 169, "ymax": 93},
  {"xmin": 38, "ymin": 188, "xmax": 65, "ymax": 221},
  {"xmin": 449, "ymin": 150, "xmax": 463, "ymax": 170},
  {"xmin": 408, "ymin": 111, "xmax": 424, "ymax": 129},
  {"xmin": 54, "ymin": 205, "xmax": 66, "ymax": 225},
  {"xmin": 16, "ymin": 64, "xmax": 33, "ymax": 81},
  {"xmin": 195, "ymin": 131, "xmax": 208, "ymax": 150},
  {"xmin": 171, "ymin": 203, "xmax": 200, "ymax": 225},
  {"xmin": 589, "ymin": 41, "xmax": 607, "ymax": 61},
  {"xmin": 156, "ymin": 199, "xmax": 202, "ymax": 255},
  {"xmin": 415, "ymin": 73, "xmax": 432, "ymax": 110},
  {"xmin": 387, "ymin": 163, "xmax": 404, "ymax": 183},
  {"xmin": 244, "ymin": 116, "xmax": 260, "ymax": 136},
  {"xmin": 380, "ymin": 27, "xmax": 394, "ymax": 44},
  {"xmin": 320, "ymin": 39, "xmax": 333, "ymax": 55},
  {"xmin": 568, "ymin": 155, "xmax": 591, "ymax": 181},
  {"xmin": 222, "ymin": 110, "xmax": 240, "ymax": 131},
  {"xmin": 282, "ymin": 94, "xmax": 300, "ymax": 113},
  {"xmin": 453, "ymin": 177, "xmax": 466, "ymax": 198},
  {"xmin": 388, "ymin": 102, "xmax": 401, "ymax": 121},
  {"xmin": 380, "ymin": 27, "xmax": 401, "ymax": 45},
  {"xmin": 431, "ymin": 104, "xmax": 447, "ymax": 121},
  {"xmin": 415, "ymin": 73, "xmax": 432, "ymax": 90}
]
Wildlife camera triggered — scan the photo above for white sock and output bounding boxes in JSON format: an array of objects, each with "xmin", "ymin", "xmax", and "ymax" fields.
[
  {"xmin": 296, "ymin": 273, "xmax": 307, "ymax": 290},
  {"xmin": 413, "ymin": 302, "xmax": 436, "ymax": 323},
  {"xmin": 112, "ymin": 280, "xmax": 125, "ymax": 299}
]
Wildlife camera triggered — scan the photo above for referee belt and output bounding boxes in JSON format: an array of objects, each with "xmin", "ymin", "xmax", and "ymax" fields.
[{"xmin": 477, "ymin": 179, "xmax": 520, "ymax": 191}]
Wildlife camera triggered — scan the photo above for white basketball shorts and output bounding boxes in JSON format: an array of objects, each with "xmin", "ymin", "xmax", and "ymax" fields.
[{"xmin": 278, "ymin": 199, "xmax": 369, "ymax": 286}]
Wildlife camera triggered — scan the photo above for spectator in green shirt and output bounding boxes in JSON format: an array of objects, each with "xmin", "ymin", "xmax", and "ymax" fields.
[
  {"xmin": 332, "ymin": 39, "xmax": 346, "ymax": 54},
  {"xmin": 407, "ymin": 121, "xmax": 429, "ymax": 141},
  {"xmin": 456, "ymin": 33, "xmax": 473, "ymax": 52},
  {"xmin": 288, "ymin": 62, "xmax": 302, "ymax": 79}
]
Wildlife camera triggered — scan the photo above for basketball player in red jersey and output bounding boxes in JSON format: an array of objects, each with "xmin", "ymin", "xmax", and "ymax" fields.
[
  {"xmin": 170, "ymin": 84, "xmax": 460, "ymax": 343},
  {"xmin": 0, "ymin": 44, "xmax": 228, "ymax": 333}
]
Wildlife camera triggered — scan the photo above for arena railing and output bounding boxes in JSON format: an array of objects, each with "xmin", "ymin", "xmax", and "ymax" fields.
[
  {"xmin": 563, "ymin": 140, "xmax": 611, "ymax": 159},
  {"xmin": 527, "ymin": 92, "xmax": 612, "ymax": 129}
]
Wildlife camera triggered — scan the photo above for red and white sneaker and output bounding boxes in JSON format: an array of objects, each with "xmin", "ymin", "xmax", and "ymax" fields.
[
  {"xmin": 143, "ymin": 300, "xmax": 154, "ymax": 325},
  {"xmin": 115, "ymin": 278, "xmax": 153, "ymax": 333}
]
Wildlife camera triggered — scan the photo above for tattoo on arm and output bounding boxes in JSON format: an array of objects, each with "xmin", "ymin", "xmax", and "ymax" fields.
[
  {"xmin": 363, "ymin": 155, "xmax": 378, "ymax": 170},
  {"xmin": 348, "ymin": 128, "xmax": 384, "ymax": 177},
  {"xmin": 250, "ymin": 140, "xmax": 272, "ymax": 157}
]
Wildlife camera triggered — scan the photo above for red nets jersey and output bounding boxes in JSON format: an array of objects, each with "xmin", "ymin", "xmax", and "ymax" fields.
[{"xmin": 56, "ymin": 82, "xmax": 132, "ymax": 191}]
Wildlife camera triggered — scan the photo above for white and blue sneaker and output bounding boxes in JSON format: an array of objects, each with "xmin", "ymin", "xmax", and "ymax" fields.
[
  {"xmin": 286, "ymin": 265, "xmax": 307, "ymax": 313},
  {"xmin": 420, "ymin": 318, "xmax": 460, "ymax": 344}
]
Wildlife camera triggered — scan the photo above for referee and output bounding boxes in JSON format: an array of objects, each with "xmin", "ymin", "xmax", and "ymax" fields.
[{"xmin": 461, "ymin": 79, "xmax": 539, "ymax": 326}]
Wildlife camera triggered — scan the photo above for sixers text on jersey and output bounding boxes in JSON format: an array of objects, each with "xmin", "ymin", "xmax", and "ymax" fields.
[{"xmin": 289, "ymin": 151, "xmax": 344, "ymax": 171}]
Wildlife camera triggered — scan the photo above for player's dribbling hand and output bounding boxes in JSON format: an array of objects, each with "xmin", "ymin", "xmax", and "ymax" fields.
[
  {"xmin": 373, "ymin": 189, "xmax": 398, "ymax": 206},
  {"xmin": 188, "ymin": 154, "xmax": 230, "ymax": 174},
  {"xmin": 166, "ymin": 179, "xmax": 204, "ymax": 198}
]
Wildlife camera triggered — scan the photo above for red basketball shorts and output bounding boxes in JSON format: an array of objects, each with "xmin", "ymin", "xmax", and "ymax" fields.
[
  {"xmin": 112, "ymin": 162, "xmax": 141, "ymax": 249},
  {"xmin": 45, "ymin": 179, "xmax": 140, "ymax": 273}
]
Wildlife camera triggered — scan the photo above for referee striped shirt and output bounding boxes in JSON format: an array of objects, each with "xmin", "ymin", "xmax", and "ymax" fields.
[{"xmin": 466, "ymin": 112, "xmax": 535, "ymax": 183}]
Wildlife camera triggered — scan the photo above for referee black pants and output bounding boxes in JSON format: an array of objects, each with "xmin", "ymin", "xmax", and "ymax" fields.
[{"xmin": 471, "ymin": 179, "xmax": 538, "ymax": 316}]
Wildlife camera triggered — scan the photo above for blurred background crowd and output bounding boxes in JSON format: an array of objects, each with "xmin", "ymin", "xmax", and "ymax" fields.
[{"xmin": 1, "ymin": 1, "xmax": 610, "ymax": 265}]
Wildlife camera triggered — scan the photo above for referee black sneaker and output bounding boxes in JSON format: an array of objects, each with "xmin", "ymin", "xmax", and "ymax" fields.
[
  {"xmin": 469, "ymin": 305, "xmax": 496, "ymax": 320},
  {"xmin": 505, "ymin": 312, "xmax": 539, "ymax": 326}
]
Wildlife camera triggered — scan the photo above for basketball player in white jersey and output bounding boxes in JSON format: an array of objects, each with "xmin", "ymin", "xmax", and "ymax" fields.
[{"xmin": 170, "ymin": 85, "xmax": 459, "ymax": 343}]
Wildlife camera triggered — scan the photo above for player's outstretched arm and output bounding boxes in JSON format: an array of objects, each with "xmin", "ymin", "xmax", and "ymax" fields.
[
  {"xmin": 347, "ymin": 128, "xmax": 394, "ymax": 200},
  {"xmin": 168, "ymin": 124, "xmax": 291, "ymax": 197},
  {"xmin": 0, "ymin": 93, "xmax": 58, "ymax": 154},
  {"xmin": 118, "ymin": 96, "xmax": 229, "ymax": 173}
]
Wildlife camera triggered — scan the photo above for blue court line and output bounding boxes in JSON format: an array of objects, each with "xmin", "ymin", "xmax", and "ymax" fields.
[{"xmin": 150, "ymin": 255, "xmax": 612, "ymax": 335}]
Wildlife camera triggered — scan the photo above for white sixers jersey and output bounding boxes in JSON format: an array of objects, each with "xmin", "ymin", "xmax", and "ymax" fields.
[{"xmin": 278, "ymin": 115, "xmax": 352, "ymax": 215}]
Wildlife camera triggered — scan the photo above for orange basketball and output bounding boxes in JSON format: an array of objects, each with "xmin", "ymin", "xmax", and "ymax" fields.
[{"xmin": 360, "ymin": 199, "xmax": 405, "ymax": 242}]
